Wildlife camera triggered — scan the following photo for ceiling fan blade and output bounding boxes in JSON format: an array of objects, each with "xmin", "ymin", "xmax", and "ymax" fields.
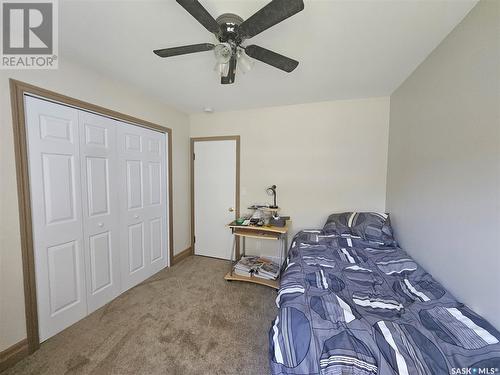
[
  {"xmin": 238, "ymin": 0, "xmax": 304, "ymax": 39},
  {"xmin": 176, "ymin": 0, "xmax": 220, "ymax": 34},
  {"xmin": 153, "ymin": 43, "xmax": 214, "ymax": 58},
  {"xmin": 244, "ymin": 45, "xmax": 298, "ymax": 72}
]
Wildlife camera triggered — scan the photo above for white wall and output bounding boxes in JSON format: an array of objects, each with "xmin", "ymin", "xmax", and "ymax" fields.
[
  {"xmin": 386, "ymin": 0, "xmax": 500, "ymax": 328},
  {"xmin": 0, "ymin": 61, "xmax": 191, "ymax": 351},
  {"xmin": 190, "ymin": 97, "xmax": 390, "ymax": 254}
]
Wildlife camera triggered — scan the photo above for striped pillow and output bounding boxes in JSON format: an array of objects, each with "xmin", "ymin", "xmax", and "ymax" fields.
[
  {"xmin": 323, "ymin": 212, "xmax": 352, "ymax": 235},
  {"xmin": 324, "ymin": 212, "xmax": 396, "ymax": 246}
]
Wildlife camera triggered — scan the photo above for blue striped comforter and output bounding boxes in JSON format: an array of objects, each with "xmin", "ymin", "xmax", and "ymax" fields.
[{"xmin": 269, "ymin": 230, "xmax": 500, "ymax": 374}]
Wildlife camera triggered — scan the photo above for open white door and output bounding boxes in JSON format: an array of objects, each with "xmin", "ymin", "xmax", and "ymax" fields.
[{"xmin": 193, "ymin": 139, "xmax": 238, "ymax": 260}]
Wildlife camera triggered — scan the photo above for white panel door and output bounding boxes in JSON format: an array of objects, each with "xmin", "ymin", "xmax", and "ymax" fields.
[
  {"xmin": 117, "ymin": 122, "xmax": 168, "ymax": 291},
  {"xmin": 78, "ymin": 111, "xmax": 121, "ymax": 313},
  {"xmin": 25, "ymin": 96, "xmax": 87, "ymax": 342},
  {"xmin": 143, "ymin": 128, "xmax": 169, "ymax": 275},
  {"xmin": 194, "ymin": 140, "xmax": 236, "ymax": 260}
]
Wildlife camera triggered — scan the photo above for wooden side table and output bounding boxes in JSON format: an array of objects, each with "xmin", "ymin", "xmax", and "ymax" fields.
[{"xmin": 224, "ymin": 222, "xmax": 289, "ymax": 289}]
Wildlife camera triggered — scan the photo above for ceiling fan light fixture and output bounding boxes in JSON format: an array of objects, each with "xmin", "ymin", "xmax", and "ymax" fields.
[
  {"xmin": 237, "ymin": 48, "xmax": 254, "ymax": 74},
  {"xmin": 213, "ymin": 42, "xmax": 233, "ymax": 64},
  {"xmin": 214, "ymin": 62, "xmax": 230, "ymax": 77}
]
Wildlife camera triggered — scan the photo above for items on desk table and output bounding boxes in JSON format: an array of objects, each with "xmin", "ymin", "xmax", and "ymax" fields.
[
  {"xmin": 246, "ymin": 208, "xmax": 264, "ymax": 226},
  {"xmin": 233, "ymin": 256, "xmax": 280, "ymax": 280},
  {"xmin": 236, "ymin": 195, "xmax": 288, "ymax": 227},
  {"xmin": 258, "ymin": 261, "xmax": 280, "ymax": 280},
  {"xmin": 247, "ymin": 204, "xmax": 279, "ymax": 215},
  {"xmin": 233, "ymin": 218, "xmax": 254, "ymax": 226},
  {"xmin": 263, "ymin": 215, "xmax": 271, "ymax": 226},
  {"xmin": 247, "ymin": 203, "xmax": 279, "ymax": 226},
  {"xmin": 269, "ymin": 215, "xmax": 290, "ymax": 227},
  {"xmin": 233, "ymin": 256, "xmax": 264, "ymax": 275},
  {"xmin": 250, "ymin": 218, "xmax": 262, "ymax": 226},
  {"xmin": 235, "ymin": 218, "xmax": 263, "ymax": 226},
  {"xmin": 250, "ymin": 209, "xmax": 262, "ymax": 219},
  {"xmin": 247, "ymin": 204, "xmax": 269, "ymax": 210},
  {"xmin": 235, "ymin": 212, "xmax": 289, "ymax": 227},
  {"xmin": 266, "ymin": 184, "xmax": 278, "ymax": 209}
]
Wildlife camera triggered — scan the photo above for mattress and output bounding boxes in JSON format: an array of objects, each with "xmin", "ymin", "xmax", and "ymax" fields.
[{"xmin": 269, "ymin": 230, "xmax": 500, "ymax": 374}]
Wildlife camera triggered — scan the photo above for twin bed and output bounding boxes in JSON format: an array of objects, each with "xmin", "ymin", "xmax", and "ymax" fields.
[{"xmin": 269, "ymin": 212, "xmax": 500, "ymax": 375}]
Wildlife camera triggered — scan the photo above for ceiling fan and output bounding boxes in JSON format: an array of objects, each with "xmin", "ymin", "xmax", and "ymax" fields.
[{"xmin": 154, "ymin": 0, "xmax": 304, "ymax": 84}]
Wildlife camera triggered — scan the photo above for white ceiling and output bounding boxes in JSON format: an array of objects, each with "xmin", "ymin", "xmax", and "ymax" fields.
[{"xmin": 60, "ymin": 0, "xmax": 477, "ymax": 113}]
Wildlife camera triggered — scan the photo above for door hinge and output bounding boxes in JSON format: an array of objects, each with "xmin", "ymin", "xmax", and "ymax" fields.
[
  {"xmin": 193, "ymin": 235, "xmax": 196, "ymax": 244},
  {"xmin": 193, "ymin": 153, "xmax": 195, "ymax": 160}
]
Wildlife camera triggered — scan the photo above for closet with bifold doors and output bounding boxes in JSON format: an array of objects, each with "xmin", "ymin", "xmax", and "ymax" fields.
[{"xmin": 25, "ymin": 95, "xmax": 169, "ymax": 342}]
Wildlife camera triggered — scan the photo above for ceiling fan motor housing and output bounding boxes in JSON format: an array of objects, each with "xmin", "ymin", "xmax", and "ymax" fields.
[{"xmin": 216, "ymin": 13, "xmax": 245, "ymax": 45}]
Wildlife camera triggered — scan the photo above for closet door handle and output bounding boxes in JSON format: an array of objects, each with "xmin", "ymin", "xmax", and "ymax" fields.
[
  {"xmin": 97, "ymin": 222, "xmax": 104, "ymax": 227},
  {"xmin": 134, "ymin": 215, "xmax": 140, "ymax": 219}
]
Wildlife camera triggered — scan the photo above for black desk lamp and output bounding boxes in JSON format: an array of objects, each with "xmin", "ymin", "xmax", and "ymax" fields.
[{"xmin": 266, "ymin": 185, "xmax": 278, "ymax": 209}]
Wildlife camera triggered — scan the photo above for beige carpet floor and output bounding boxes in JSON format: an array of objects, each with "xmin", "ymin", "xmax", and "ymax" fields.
[{"xmin": 5, "ymin": 256, "xmax": 277, "ymax": 375}]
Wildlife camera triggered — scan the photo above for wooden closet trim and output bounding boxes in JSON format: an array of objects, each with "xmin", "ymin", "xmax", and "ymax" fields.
[{"xmin": 9, "ymin": 79, "xmax": 174, "ymax": 355}]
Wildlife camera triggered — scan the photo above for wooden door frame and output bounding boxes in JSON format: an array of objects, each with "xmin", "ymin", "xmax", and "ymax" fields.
[
  {"xmin": 190, "ymin": 136, "xmax": 240, "ymax": 258},
  {"xmin": 9, "ymin": 79, "xmax": 174, "ymax": 354}
]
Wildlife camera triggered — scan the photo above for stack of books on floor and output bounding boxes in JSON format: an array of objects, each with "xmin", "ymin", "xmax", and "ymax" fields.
[{"xmin": 233, "ymin": 256, "xmax": 280, "ymax": 280}]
